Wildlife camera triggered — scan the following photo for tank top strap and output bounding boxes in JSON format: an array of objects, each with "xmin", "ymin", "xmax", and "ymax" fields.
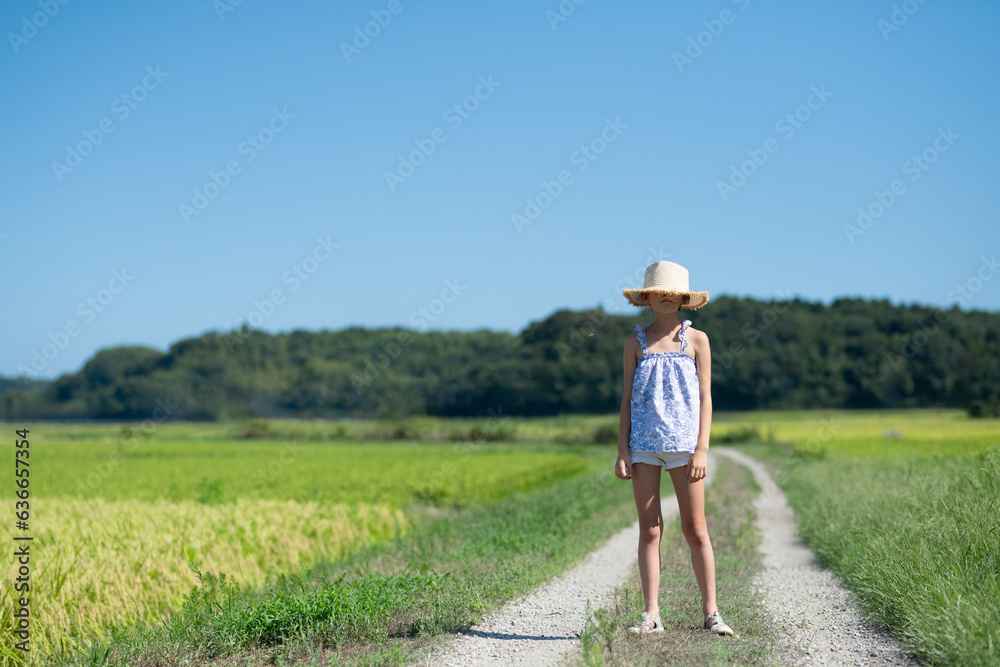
[
  {"xmin": 679, "ymin": 320, "xmax": 693, "ymax": 354},
  {"xmin": 633, "ymin": 323, "xmax": 647, "ymax": 356}
]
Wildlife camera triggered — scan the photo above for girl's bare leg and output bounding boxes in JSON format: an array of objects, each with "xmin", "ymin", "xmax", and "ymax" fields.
[
  {"xmin": 667, "ymin": 465, "xmax": 717, "ymax": 615},
  {"xmin": 631, "ymin": 462, "xmax": 663, "ymax": 616}
]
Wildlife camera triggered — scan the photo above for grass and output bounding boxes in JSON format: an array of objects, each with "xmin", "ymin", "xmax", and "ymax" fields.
[
  {"xmin": 44, "ymin": 454, "xmax": 639, "ymax": 666},
  {"xmin": 7, "ymin": 408, "xmax": 999, "ymax": 666},
  {"xmin": 0, "ymin": 427, "xmax": 592, "ymax": 664},
  {"xmin": 572, "ymin": 452, "xmax": 775, "ymax": 666},
  {"xmin": 30, "ymin": 438, "xmax": 590, "ymax": 506},
  {"xmin": 575, "ymin": 408, "xmax": 1000, "ymax": 666},
  {"xmin": 742, "ymin": 410, "xmax": 1000, "ymax": 667}
]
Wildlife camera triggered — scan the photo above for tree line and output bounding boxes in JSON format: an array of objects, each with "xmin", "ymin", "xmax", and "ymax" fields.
[{"xmin": 2, "ymin": 295, "xmax": 997, "ymax": 421}]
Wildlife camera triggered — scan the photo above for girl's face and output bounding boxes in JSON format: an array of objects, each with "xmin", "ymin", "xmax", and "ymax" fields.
[{"xmin": 644, "ymin": 291, "xmax": 686, "ymax": 310}]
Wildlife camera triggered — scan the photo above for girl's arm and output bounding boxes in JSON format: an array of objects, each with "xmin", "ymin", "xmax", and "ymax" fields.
[
  {"xmin": 616, "ymin": 332, "xmax": 639, "ymax": 479},
  {"xmin": 688, "ymin": 328, "xmax": 713, "ymax": 482}
]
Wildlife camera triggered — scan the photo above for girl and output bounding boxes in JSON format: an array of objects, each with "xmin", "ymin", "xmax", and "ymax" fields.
[{"xmin": 616, "ymin": 260, "xmax": 734, "ymax": 636}]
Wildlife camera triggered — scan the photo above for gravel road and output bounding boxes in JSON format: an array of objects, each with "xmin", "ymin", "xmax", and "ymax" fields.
[
  {"xmin": 408, "ymin": 455, "xmax": 717, "ymax": 666},
  {"xmin": 715, "ymin": 448, "xmax": 919, "ymax": 666},
  {"xmin": 410, "ymin": 449, "xmax": 919, "ymax": 666}
]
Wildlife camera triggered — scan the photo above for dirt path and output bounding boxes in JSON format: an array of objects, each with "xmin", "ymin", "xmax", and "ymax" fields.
[
  {"xmin": 714, "ymin": 448, "xmax": 918, "ymax": 666},
  {"xmin": 408, "ymin": 454, "xmax": 717, "ymax": 666},
  {"xmin": 411, "ymin": 449, "xmax": 919, "ymax": 666}
]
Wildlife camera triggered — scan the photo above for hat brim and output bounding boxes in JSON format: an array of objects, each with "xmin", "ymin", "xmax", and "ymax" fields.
[{"xmin": 622, "ymin": 289, "xmax": 710, "ymax": 310}]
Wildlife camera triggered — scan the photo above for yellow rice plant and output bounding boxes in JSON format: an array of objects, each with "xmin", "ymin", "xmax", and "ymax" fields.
[{"xmin": 0, "ymin": 497, "xmax": 407, "ymax": 664}]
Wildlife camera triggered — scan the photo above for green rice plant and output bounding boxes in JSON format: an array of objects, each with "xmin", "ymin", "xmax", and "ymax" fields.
[
  {"xmin": 30, "ymin": 439, "xmax": 590, "ymax": 507},
  {"xmin": 0, "ymin": 424, "xmax": 596, "ymax": 664},
  {"xmin": 51, "ymin": 456, "xmax": 639, "ymax": 666}
]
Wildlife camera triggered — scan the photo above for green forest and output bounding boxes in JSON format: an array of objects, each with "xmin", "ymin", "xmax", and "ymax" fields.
[{"xmin": 2, "ymin": 295, "xmax": 998, "ymax": 420}]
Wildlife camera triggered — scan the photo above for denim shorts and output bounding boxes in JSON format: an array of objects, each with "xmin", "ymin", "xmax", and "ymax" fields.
[{"xmin": 629, "ymin": 449, "xmax": 692, "ymax": 471}]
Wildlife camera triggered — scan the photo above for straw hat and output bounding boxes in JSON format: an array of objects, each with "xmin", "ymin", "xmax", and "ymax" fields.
[{"xmin": 622, "ymin": 261, "xmax": 709, "ymax": 309}]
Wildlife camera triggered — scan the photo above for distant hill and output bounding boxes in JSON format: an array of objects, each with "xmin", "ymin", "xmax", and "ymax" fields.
[{"xmin": 2, "ymin": 296, "xmax": 998, "ymax": 420}]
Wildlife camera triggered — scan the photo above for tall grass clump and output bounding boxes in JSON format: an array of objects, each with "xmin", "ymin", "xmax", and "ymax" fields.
[
  {"xmin": 776, "ymin": 446, "xmax": 1000, "ymax": 666},
  {"xmin": 712, "ymin": 424, "xmax": 765, "ymax": 444}
]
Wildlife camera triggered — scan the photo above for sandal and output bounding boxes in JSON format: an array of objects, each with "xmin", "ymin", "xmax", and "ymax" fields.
[
  {"xmin": 628, "ymin": 611, "xmax": 664, "ymax": 634},
  {"xmin": 704, "ymin": 610, "xmax": 734, "ymax": 636}
]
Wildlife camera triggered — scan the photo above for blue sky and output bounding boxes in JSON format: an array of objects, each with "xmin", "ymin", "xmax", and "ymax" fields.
[{"xmin": 2, "ymin": 0, "xmax": 998, "ymax": 380}]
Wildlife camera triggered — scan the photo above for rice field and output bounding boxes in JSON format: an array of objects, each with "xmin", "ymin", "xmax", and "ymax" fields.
[
  {"xmin": 716, "ymin": 407, "xmax": 1000, "ymax": 458},
  {"xmin": 3, "ymin": 410, "xmax": 998, "ymax": 665},
  {"xmin": 0, "ymin": 423, "xmax": 593, "ymax": 663},
  {"xmin": 0, "ymin": 497, "xmax": 405, "ymax": 659}
]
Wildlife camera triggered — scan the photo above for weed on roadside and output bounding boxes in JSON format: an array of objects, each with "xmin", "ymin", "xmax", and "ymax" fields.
[{"xmin": 573, "ymin": 454, "xmax": 776, "ymax": 666}]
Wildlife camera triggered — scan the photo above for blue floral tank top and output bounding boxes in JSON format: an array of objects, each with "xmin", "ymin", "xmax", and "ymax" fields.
[{"xmin": 629, "ymin": 320, "xmax": 700, "ymax": 453}]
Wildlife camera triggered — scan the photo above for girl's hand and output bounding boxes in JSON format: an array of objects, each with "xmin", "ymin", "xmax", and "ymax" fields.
[
  {"xmin": 615, "ymin": 453, "xmax": 632, "ymax": 480},
  {"xmin": 687, "ymin": 449, "xmax": 707, "ymax": 483}
]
